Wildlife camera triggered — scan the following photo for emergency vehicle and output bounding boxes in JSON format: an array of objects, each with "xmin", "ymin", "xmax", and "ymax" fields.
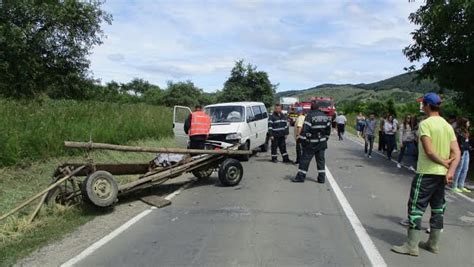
[{"xmin": 310, "ymin": 97, "xmax": 336, "ymax": 118}]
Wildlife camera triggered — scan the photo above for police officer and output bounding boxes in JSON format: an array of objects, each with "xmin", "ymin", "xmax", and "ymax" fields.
[
  {"xmin": 292, "ymin": 102, "xmax": 331, "ymax": 183},
  {"xmin": 269, "ymin": 103, "xmax": 292, "ymax": 163}
]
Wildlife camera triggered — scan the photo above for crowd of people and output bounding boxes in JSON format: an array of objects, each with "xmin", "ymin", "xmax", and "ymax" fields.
[{"xmin": 352, "ymin": 110, "xmax": 472, "ymax": 194}]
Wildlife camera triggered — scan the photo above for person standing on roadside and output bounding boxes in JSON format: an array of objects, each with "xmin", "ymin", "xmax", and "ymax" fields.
[
  {"xmin": 452, "ymin": 118, "xmax": 472, "ymax": 193},
  {"xmin": 335, "ymin": 112, "xmax": 347, "ymax": 141},
  {"xmin": 392, "ymin": 93, "xmax": 460, "ymax": 257},
  {"xmin": 292, "ymin": 102, "xmax": 331, "ymax": 183},
  {"xmin": 397, "ymin": 115, "xmax": 417, "ymax": 171},
  {"xmin": 268, "ymin": 104, "xmax": 292, "ymax": 163},
  {"xmin": 184, "ymin": 105, "xmax": 211, "ymax": 149},
  {"xmin": 356, "ymin": 112, "xmax": 366, "ymax": 138},
  {"xmin": 379, "ymin": 116, "xmax": 386, "ymax": 152},
  {"xmin": 364, "ymin": 113, "xmax": 377, "ymax": 158},
  {"xmin": 294, "ymin": 107, "xmax": 306, "ymax": 164},
  {"xmin": 384, "ymin": 114, "xmax": 397, "ymax": 160}
]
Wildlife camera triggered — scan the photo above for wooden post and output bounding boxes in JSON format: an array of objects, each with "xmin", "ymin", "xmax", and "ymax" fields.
[
  {"xmin": 64, "ymin": 141, "xmax": 252, "ymax": 155},
  {"xmin": 0, "ymin": 165, "xmax": 86, "ymax": 222}
]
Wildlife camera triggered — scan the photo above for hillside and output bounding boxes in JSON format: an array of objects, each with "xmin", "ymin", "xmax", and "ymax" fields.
[{"xmin": 276, "ymin": 72, "xmax": 439, "ymax": 103}]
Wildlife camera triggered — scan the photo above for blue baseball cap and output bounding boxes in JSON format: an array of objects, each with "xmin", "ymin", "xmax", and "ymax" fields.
[{"xmin": 423, "ymin": 92, "xmax": 442, "ymax": 106}]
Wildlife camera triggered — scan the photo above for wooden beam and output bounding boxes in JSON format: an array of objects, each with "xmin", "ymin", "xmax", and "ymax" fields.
[
  {"xmin": 0, "ymin": 165, "xmax": 86, "ymax": 222},
  {"xmin": 64, "ymin": 141, "xmax": 252, "ymax": 155}
]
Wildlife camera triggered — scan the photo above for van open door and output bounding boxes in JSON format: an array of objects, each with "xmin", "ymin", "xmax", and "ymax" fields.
[{"xmin": 173, "ymin": 106, "xmax": 192, "ymax": 148}]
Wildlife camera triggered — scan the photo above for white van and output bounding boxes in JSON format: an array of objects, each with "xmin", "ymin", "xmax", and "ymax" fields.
[{"xmin": 173, "ymin": 102, "xmax": 269, "ymax": 154}]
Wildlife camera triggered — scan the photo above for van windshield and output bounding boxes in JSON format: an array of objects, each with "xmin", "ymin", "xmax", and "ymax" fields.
[{"xmin": 204, "ymin": 106, "xmax": 244, "ymax": 123}]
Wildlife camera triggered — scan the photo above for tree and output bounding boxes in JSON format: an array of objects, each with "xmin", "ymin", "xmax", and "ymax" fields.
[
  {"xmin": 162, "ymin": 81, "xmax": 204, "ymax": 107},
  {"xmin": 219, "ymin": 60, "xmax": 276, "ymax": 107},
  {"xmin": 0, "ymin": 0, "xmax": 112, "ymax": 99},
  {"xmin": 404, "ymin": 0, "xmax": 474, "ymax": 112}
]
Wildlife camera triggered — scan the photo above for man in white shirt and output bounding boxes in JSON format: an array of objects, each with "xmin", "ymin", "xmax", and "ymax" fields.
[
  {"xmin": 335, "ymin": 112, "xmax": 347, "ymax": 141},
  {"xmin": 294, "ymin": 107, "xmax": 305, "ymax": 164}
]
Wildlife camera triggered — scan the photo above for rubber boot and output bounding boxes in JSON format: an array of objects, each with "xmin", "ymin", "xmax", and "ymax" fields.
[
  {"xmin": 391, "ymin": 229, "xmax": 421, "ymax": 256},
  {"xmin": 419, "ymin": 228, "xmax": 441, "ymax": 254}
]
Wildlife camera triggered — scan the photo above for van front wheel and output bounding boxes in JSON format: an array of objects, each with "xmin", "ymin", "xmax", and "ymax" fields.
[{"xmin": 240, "ymin": 141, "xmax": 250, "ymax": 162}]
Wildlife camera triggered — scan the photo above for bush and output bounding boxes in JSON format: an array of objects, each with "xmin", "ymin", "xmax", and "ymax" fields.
[{"xmin": 0, "ymin": 99, "xmax": 172, "ymax": 166}]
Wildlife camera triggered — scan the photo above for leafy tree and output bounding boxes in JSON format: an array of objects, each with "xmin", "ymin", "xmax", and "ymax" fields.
[
  {"xmin": 219, "ymin": 60, "xmax": 276, "ymax": 107},
  {"xmin": 0, "ymin": 0, "xmax": 112, "ymax": 99},
  {"xmin": 404, "ymin": 0, "xmax": 474, "ymax": 112},
  {"xmin": 162, "ymin": 81, "xmax": 203, "ymax": 107}
]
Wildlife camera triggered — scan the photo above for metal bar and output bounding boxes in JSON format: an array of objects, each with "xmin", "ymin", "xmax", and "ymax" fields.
[{"xmin": 64, "ymin": 141, "xmax": 252, "ymax": 155}]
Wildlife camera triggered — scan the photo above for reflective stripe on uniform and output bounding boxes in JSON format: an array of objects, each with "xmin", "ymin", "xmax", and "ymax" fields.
[
  {"xmin": 310, "ymin": 137, "xmax": 328, "ymax": 143},
  {"xmin": 273, "ymin": 119, "xmax": 287, "ymax": 123},
  {"xmin": 298, "ymin": 169, "xmax": 307, "ymax": 174},
  {"xmin": 282, "ymin": 153, "xmax": 288, "ymax": 156},
  {"xmin": 304, "ymin": 121, "xmax": 312, "ymax": 127},
  {"xmin": 311, "ymin": 125, "xmax": 327, "ymax": 129},
  {"xmin": 318, "ymin": 170, "xmax": 326, "ymax": 173},
  {"xmin": 272, "ymin": 127, "xmax": 286, "ymax": 131}
]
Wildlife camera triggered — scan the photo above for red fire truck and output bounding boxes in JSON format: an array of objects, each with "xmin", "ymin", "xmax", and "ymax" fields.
[{"xmin": 310, "ymin": 97, "xmax": 336, "ymax": 118}]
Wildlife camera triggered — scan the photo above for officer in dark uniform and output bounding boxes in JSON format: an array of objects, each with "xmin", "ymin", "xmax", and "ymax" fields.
[
  {"xmin": 268, "ymin": 103, "xmax": 292, "ymax": 163},
  {"xmin": 292, "ymin": 102, "xmax": 331, "ymax": 183}
]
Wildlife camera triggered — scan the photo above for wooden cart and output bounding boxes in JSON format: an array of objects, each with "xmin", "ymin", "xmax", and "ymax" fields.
[{"xmin": 46, "ymin": 141, "xmax": 252, "ymax": 208}]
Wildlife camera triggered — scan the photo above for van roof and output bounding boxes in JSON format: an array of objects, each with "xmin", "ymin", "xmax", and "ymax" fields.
[{"xmin": 205, "ymin": 101, "xmax": 265, "ymax": 108}]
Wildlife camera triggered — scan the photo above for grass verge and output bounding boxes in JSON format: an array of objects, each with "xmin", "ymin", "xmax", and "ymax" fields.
[
  {"xmin": 0, "ymin": 99, "xmax": 172, "ymax": 167},
  {"xmin": 0, "ymin": 138, "xmax": 175, "ymax": 267}
]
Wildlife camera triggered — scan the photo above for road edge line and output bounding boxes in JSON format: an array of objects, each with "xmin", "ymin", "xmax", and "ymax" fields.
[
  {"xmin": 61, "ymin": 181, "xmax": 193, "ymax": 267},
  {"xmin": 326, "ymin": 166, "xmax": 387, "ymax": 267}
]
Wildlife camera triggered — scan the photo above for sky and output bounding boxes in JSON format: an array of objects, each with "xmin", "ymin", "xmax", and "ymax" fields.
[{"xmin": 89, "ymin": 0, "xmax": 424, "ymax": 92}]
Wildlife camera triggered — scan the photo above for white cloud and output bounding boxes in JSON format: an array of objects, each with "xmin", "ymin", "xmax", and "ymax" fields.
[{"xmin": 89, "ymin": 0, "xmax": 424, "ymax": 91}]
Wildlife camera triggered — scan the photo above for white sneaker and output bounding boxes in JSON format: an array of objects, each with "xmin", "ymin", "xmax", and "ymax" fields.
[
  {"xmin": 368, "ymin": 155, "xmax": 372, "ymax": 159},
  {"xmin": 409, "ymin": 166, "xmax": 416, "ymax": 172},
  {"xmin": 397, "ymin": 163, "xmax": 402, "ymax": 168}
]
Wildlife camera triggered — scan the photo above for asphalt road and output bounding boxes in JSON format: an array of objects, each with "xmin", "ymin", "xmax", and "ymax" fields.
[{"xmin": 68, "ymin": 130, "xmax": 474, "ymax": 267}]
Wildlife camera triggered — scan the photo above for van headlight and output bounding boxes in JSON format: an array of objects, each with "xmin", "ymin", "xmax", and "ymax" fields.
[{"xmin": 226, "ymin": 133, "xmax": 242, "ymax": 140}]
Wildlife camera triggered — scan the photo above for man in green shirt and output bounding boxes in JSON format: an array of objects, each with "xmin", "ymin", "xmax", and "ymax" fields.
[{"xmin": 392, "ymin": 93, "xmax": 460, "ymax": 256}]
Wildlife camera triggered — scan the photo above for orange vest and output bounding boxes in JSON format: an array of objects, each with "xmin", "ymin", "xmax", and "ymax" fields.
[{"xmin": 189, "ymin": 111, "xmax": 211, "ymax": 136}]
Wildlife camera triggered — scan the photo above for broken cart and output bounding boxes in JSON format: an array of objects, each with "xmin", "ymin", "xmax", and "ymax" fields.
[{"xmin": 47, "ymin": 141, "xmax": 252, "ymax": 208}]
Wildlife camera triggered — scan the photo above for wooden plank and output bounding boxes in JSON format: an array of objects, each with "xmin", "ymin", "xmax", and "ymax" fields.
[
  {"xmin": 28, "ymin": 193, "xmax": 48, "ymax": 223},
  {"xmin": 64, "ymin": 141, "xmax": 252, "ymax": 155},
  {"xmin": 0, "ymin": 165, "xmax": 86, "ymax": 222}
]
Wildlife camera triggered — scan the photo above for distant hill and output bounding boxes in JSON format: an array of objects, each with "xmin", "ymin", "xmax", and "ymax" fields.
[{"xmin": 276, "ymin": 72, "xmax": 440, "ymax": 104}]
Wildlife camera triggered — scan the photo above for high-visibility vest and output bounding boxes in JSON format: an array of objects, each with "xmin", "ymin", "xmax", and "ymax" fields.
[{"xmin": 189, "ymin": 111, "xmax": 211, "ymax": 136}]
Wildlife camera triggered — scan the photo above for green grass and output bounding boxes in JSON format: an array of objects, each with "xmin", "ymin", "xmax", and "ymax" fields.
[
  {"xmin": 0, "ymin": 138, "xmax": 175, "ymax": 267},
  {"xmin": 0, "ymin": 99, "xmax": 173, "ymax": 167}
]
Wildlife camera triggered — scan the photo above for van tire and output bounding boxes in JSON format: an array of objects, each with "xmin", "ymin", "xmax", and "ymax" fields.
[{"xmin": 240, "ymin": 141, "xmax": 250, "ymax": 162}]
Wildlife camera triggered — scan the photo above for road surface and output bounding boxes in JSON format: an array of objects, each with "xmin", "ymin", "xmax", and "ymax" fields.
[{"xmin": 64, "ymin": 131, "xmax": 474, "ymax": 267}]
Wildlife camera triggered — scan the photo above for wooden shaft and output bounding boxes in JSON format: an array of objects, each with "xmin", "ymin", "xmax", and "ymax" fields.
[
  {"xmin": 28, "ymin": 193, "xmax": 48, "ymax": 223},
  {"xmin": 0, "ymin": 165, "xmax": 86, "ymax": 222},
  {"xmin": 64, "ymin": 141, "xmax": 252, "ymax": 155}
]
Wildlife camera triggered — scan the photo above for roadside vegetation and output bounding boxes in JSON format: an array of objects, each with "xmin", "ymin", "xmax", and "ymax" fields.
[
  {"xmin": 0, "ymin": 138, "xmax": 175, "ymax": 267},
  {"xmin": 0, "ymin": 99, "xmax": 172, "ymax": 167}
]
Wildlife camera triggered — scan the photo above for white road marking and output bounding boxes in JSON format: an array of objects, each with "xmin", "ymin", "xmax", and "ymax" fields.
[
  {"xmin": 345, "ymin": 135, "xmax": 474, "ymax": 203},
  {"xmin": 326, "ymin": 166, "xmax": 387, "ymax": 267},
  {"xmin": 61, "ymin": 181, "xmax": 193, "ymax": 267}
]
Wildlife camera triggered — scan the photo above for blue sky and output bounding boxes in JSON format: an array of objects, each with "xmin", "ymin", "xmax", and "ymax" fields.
[{"xmin": 89, "ymin": 0, "xmax": 423, "ymax": 92}]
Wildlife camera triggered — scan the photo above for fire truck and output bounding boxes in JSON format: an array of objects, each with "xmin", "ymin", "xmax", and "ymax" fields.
[
  {"xmin": 310, "ymin": 97, "xmax": 336, "ymax": 118},
  {"xmin": 288, "ymin": 97, "xmax": 336, "ymax": 126}
]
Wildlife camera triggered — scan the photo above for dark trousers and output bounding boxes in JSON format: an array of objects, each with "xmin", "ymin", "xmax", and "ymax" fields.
[
  {"xmin": 365, "ymin": 135, "xmax": 375, "ymax": 156},
  {"xmin": 189, "ymin": 137, "xmax": 206, "ymax": 150},
  {"xmin": 385, "ymin": 134, "xmax": 396, "ymax": 160},
  {"xmin": 295, "ymin": 139, "xmax": 302, "ymax": 163},
  {"xmin": 337, "ymin": 124, "xmax": 345, "ymax": 140},
  {"xmin": 397, "ymin": 141, "xmax": 417, "ymax": 167},
  {"xmin": 271, "ymin": 136, "xmax": 288, "ymax": 160},
  {"xmin": 378, "ymin": 131, "xmax": 386, "ymax": 151},
  {"xmin": 296, "ymin": 147, "xmax": 326, "ymax": 183},
  {"xmin": 407, "ymin": 174, "xmax": 446, "ymax": 230}
]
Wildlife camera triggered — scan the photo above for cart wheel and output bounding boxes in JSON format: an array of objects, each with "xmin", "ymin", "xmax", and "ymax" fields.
[
  {"xmin": 218, "ymin": 158, "xmax": 243, "ymax": 186},
  {"xmin": 46, "ymin": 184, "xmax": 75, "ymax": 206},
  {"xmin": 192, "ymin": 168, "xmax": 213, "ymax": 180},
  {"xmin": 82, "ymin": 171, "xmax": 118, "ymax": 208}
]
